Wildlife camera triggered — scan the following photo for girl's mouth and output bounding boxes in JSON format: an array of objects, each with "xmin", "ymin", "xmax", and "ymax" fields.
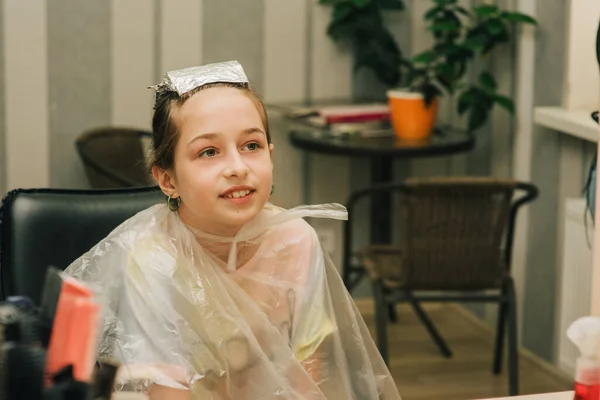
[{"xmin": 221, "ymin": 189, "xmax": 254, "ymax": 199}]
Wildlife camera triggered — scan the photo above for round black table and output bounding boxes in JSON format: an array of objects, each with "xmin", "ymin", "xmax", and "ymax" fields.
[
  {"xmin": 289, "ymin": 126, "xmax": 475, "ymax": 244},
  {"xmin": 289, "ymin": 126, "xmax": 474, "ymax": 158}
]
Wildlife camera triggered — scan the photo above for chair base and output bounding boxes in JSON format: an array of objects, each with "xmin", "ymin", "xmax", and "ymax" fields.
[{"xmin": 372, "ymin": 277, "xmax": 519, "ymax": 396}]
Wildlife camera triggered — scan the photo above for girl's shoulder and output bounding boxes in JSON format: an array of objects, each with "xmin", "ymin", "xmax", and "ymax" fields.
[{"xmin": 83, "ymin": 204, "xmax": 181, "ymax": 263}]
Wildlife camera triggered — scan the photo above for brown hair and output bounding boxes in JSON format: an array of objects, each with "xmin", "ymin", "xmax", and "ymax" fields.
[{"xmin": 150, "ymin": 82, "xmax": 271, "ymax": 170}]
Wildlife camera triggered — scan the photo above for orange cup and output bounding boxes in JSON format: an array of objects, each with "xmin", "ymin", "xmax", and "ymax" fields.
[{"xmin": 387, "ymin": 90, "xmax": 438, "ymax": 141}]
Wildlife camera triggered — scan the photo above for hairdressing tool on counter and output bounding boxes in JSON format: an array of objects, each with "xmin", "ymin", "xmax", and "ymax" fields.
[
  {"xmin": 0, "ymin": 265, "xmax": 131, "ymax": 400},
  {"xmin": 0, "ymin": 300, "xmax": 46, "ymax": 400}
]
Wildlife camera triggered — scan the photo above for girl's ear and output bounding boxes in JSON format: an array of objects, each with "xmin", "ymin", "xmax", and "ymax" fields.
[
  {"xmin": 152, "ymin": 165, "xmax": 179, "ymax": 198},
  {"xmin": 269, "ymin": 143, "xmax": 274, "ymax": 164}
]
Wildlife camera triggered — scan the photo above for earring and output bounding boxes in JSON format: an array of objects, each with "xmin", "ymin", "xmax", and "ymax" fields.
[
  {"xmin": 270, "ymin": 185, "xmax": 275, "ymax": 195},
  {"xmin": 167, "ymin": 194, "xmax": 181, "ymax": 211}
]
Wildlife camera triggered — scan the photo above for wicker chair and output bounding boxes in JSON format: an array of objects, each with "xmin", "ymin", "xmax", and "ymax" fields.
[
  {"xmin": 76, "ymin": 127, "xmax": 155, "ymax": 188},
  {"xmin": 343, "ymin": 177, "xmax": 538, "ymax": 396}
]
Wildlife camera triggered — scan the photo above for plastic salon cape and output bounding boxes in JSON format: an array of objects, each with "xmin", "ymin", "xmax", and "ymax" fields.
[{"xmin": 64, "ymin": 202, "xmax": 401, "ymax": 399}]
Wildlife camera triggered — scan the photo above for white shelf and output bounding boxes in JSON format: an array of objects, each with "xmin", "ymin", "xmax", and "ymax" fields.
[{"xmin": 533, "ymin": 106, "xmax": 598, "ymax": 142}]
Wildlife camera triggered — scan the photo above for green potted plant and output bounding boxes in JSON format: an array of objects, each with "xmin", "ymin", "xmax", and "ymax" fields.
[{"xmin": 321, "ymin": 0, "xmax": 536, "ymax": 141}]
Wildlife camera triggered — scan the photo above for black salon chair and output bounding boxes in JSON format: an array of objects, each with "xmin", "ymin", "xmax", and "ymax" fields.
[{"xmin": 0, "ymin": 187, "xmax": 163, "ymax": 304}]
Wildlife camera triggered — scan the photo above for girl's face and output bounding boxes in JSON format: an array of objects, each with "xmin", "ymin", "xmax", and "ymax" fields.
[{"xmin": 154, "ymin": 87, "xmax": 274, "ymax": 236}]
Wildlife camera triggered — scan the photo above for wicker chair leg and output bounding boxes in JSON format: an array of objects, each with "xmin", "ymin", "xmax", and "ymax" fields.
[
  {"xmin": 506, "ymin": 278, "xmax": 519, "ymax": 396},
  {"xmin": 373, "ymin": 281, "xmax": 389, "ymax": 365},
  {"xmin": 493, "ymin": 289, "xmax": 507, "ymax": 375},
  {"xmin": 409, "ymin": 296, "xmax": 452, "ymax": 358}
]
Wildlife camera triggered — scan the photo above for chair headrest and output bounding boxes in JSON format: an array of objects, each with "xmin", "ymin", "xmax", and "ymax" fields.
[{"xmin": 0, "ymin": 187, "xmax": 163, "ymax": 303}]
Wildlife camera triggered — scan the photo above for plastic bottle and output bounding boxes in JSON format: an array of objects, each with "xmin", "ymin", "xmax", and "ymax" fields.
[{"xmin": 567, "ymin": 317, "xmax": 600, "ymax": 400}]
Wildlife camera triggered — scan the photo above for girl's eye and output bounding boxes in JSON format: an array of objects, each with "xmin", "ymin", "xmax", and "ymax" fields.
[
  {"xmin": 199, "ymin": 148, "xmax": 218, "ymax": 158},
  {"xmin": 244, "ymin": 142, "xmax": 260, "ymax": 151}
]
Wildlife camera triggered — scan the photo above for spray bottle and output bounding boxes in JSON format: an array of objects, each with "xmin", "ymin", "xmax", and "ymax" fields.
[{"xmin": 567, "ymin": 316, "xmax": 600, "ymax": 400}]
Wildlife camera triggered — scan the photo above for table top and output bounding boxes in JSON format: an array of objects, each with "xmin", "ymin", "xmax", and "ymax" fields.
[
  {"xmin": 289, "ymin": 126, "xmax": 474, "ymax": 159},
  {"xmin": 477, "ymin": 391, "xmax": 573, "ymax": 400},
  {"xmin": 270, "ymin": 100, "xmax": 474, "ymax": 159}
]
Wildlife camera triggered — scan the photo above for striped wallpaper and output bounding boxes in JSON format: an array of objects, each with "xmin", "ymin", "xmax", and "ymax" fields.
[
  {"xmin": 0, "ymin": 0, "xmax": 506, "ymax": 192},
  {"xmin": 0, "ymin": 0, "xmax": 356, "ymax": 192},
  {"xmin": 4, "ymin": 1, "xmax": 50, "ymax": 191}
]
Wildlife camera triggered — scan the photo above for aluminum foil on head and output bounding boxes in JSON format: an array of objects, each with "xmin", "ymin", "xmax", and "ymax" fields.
[{"xmin": 150, "ymin": 60, "xmax": 249, "ymax": 96}]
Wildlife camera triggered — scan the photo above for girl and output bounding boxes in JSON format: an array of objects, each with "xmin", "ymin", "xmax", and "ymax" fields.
[{"xmin": 65, "ymin": 61, "xmax": 401, "ymax": 400}]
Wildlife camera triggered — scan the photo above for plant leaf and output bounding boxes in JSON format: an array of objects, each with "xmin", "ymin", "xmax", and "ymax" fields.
[
  {"xmin": 425, "ymin": 5, "xmax": 443, "ymax": 20},
  {"xmin": 428, "ymin": 20, "xmax": 460, "ymax": 33},
  {"xmin": 434, "ymin": 63, "xmax": 455, "ymax": 93},
  {"xmin": 474, "ymin": 4, "xmax": 498, "ymax": 17},
  {"xmin": 479, "ymin": 72, "xmax": 497, "ymax": 90},
  {"xmin": 412, "ymin": 50, "xmax": 436, "ymax": 64},
  {"xmin": 501, "ymin": 11, "xmax": 537, "ymax": 25},
  {"xmin": 327, "ymin": 17, "xmax": 355, "ymax": 40},
  {"xmin": 464, "ymin": 35, "xmax": 487, "ymax": 52},
  {"xmin": 377, "ymin": 0, "xmax": 405, "ymax": 10},
  {"xmin": 463, "ymin": 26, "xmax": 491, "ymax": 52},
  {"xmin": 452, "ymin": 58, "xmax": 470, "ymax": 80},
  {"xmin": 457, "ymin": 90, "xmax": 474, "ymax": 115},
  {"xmin": 493, "ymin": 94, "xmax": 515, "ymax": 114},
  {"xmin": 487, "ymin": 18, "xmax": 506, "ymax": 35},
  {"xmin": 436, "ymin": 76, "xmax": 453, "ymax": 94},
  {"xmin": 421, "ymin": 83, "xmax": 443, "ymax": 107},
  {"xmin": 467, "ymin": 105, "xmax": 489, "ymax": 132},
  {"xmin": 444, "ymin": 11, "xmax": 463, "ymax": 29},
  {"xmin": 331, "ymin": 3, "xmax": 353, "ymax": 24},
  {"xmin": 455, "ymin": 6, "xmax": 471, "ymax": 17},
  {"xmin": 406, "ymin": 67, "xmax": 427, "ymax": 88},
  {"xmin": 351, "ymin": 0, "xmax": 371, "ymax": 8}
]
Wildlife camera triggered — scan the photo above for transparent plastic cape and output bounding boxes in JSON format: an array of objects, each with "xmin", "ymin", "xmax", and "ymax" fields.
[{"xmin": 64, "ymin": 203, "xmax": 401, "ymax": 399}]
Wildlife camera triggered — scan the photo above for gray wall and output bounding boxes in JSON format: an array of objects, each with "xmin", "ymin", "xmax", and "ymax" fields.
[
  {"xmin": 47, "ymin": 0, "xmax": 111, "ymax": 188},
  {"xmin": 202, "ymin": 0, "xmax": 265, "ymax": 94},
  {"xmin": 522, "ymin": 0, "xmax": 573, "ymax": 362}
]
